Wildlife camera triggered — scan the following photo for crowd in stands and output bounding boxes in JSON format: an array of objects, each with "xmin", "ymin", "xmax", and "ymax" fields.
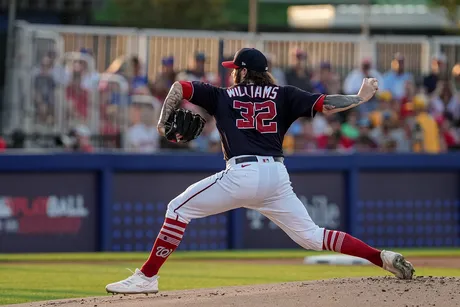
[{"xmin": 2, "ymin": 47, "xmax": 460, "ymax": 155}]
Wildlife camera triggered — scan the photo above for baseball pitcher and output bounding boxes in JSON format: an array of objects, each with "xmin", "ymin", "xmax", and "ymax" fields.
[{"xmin": 106, "ymin": 48, "xmax": 415, "ymax": 295}]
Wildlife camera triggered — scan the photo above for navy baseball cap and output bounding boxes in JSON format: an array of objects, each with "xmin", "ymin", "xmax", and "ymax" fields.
[
  {"xmin": 162, "ymin": 56, "xmax": 174, "ymax": 66},
  {"xmin": 195, "ymin": 52, "xmax": 206, "ymax": 62},
  {"xmin": 222, "ymin": 48, "xmax": 268, "ymax": 72}
]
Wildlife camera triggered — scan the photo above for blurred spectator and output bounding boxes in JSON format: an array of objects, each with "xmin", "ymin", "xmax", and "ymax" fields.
[
  {"xmin": 410, "ymin": 95, "xmax": 442, "ymax": 153},
  {"xmin": 344, "ymin": 58, "xmax": 384, "ymax": 114},
  {"xmin": 100, "ymin": 105, "xmax": 121, "ymax": 149},
  {"xmin": 340, "ymin": 111, "xmax": 359, "ymax": 149},
  {"xmin": 423, "ymin": 53, "xmax": 447, "ymax": 95},
  {"xmin": 33, "ymin": 56, "xmax": 56, "ymax": 126},
  {"xmin": 66, "ymin": 70, "xmax": 89, "ymax": 123},
  {"xmin": 289, "ymin": 120, "xmax": 305, "ymax": 152},
  {"xmin": 152, "ymin": 56, "xmax": 177, "ymax": 101},
  {"xmin": 125, "ymin": 101, "xmax": 159, "ymax": 153},
  {"xmin": 301, "ymin": 120, "xmax": 319, "ymax": 152},
  {"xmin": 326, "ymin": 70, "xmax": 341, "ymax": 95},
  {"xmin": 176, "ymin": 52, "xmax": 218, "ymax": 84},
  {"xmin": 283, "ymin": 120, "xmax": 305, "ymax": 154},
  {"xmin": 312, "ymin": 61, "xmax": 340, "ymax": 94},
  {"xmin": 447, "ymin": 64, "xmax": 460, "ymax": 122},
  {"xmin": 98, "ymin": 79, "xmax": 127, "ymax": 149},
  {"xmin": 100, "ymin": 105, "xmax": 120, "ymax": 135},
  {"xmin": 317, "ymin": 117, "xmax": 349, "ymax": 152},
  {"xmin": 285, "ymin": 49, "xmax": 313, "ymax": 92},
  {"xmin": 80, "ymin": 48, "xmax": 92, "ymax": 56},
  {"xmin": 312, "ymin": 113, "xmax": 329, "ymax": 139},
  {"xmin": 74, "ymin": 125, "xmax": 94, "ymax": 152},
  {"xmin": 382, "ymin": 53, "xmax": 414, "ymax": 101},
  {"xmin": 78, "ymin": 48, "xmax": 100, "ymax": 91},
  {"xmin": 314, "ymin": 118, "xmax": 331, "ymax": 151},
  {"xmin": 266, "ymin": 53, "xmax": 287, "ymax": 85},
  {"xmin": 312, "ymin": 62, "xmax": 329, "ymax": 94},
  {"xmin": 429, "ymin": 80, "xmax": 459, "ymax": 121},
  {"xmin": 59, "ymin": 125, "xmax": 93, "ymax": 153},
  {"xmin": 9, "ymin": 129, "xmax": 26, "ymax": 149},
  {"xmin": 368, "ymin": 91, "xmax": 398, "ymax": 128},
  {"xmin": 99, "ymin": 78, "xmax": 129, "ymax": 110},
  {"xmin": 439, "ymin": 117, "xmax": 459, "ymax": 150},
  {"xmin": 452, "ymin": 64, "xmax": 460, "ymax": 94},
  {"xmin": 400, "ymin": 80, "xmax": 417, "ymax": 119},
  {"xmin": 192, "ymin": 117, "xmax": 221, "ymax": 153},
  {"xmin": 344, "ymin": 58, "xmax": 384, "ymax": 94},
  {"xmin": 370, "ymin": 116, "xmax": 410, "ymax": 153},
  {"xmin": 127, "ymin": 56, "xmax": 151, "ymax": 95},
  {"xmin": 47, "ymin": 50, "xmax": 71, "ymax": 86},
  {"xmin": 283, "ymin": 133, "xmax": 295, "ymax": 155},
  {"xmin": 355, "ymin": 118, "xmax": 377, "ymax": 152}
]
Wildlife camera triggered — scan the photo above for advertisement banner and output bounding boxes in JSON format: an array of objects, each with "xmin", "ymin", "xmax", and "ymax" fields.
[
  {"xmin": 241, "ymin": 172, "xmax": 346, "ymax": 249},
  {"xmin": 111, "ymin": 172, "xmax": 228, "ymax": 252},
  {"xmin": 0, "ymin": 173, "xmax": 97, "ymax": 253},
  {"xmin": 357, "ymin": 172, "xmax": 460, "ymax": 248}
]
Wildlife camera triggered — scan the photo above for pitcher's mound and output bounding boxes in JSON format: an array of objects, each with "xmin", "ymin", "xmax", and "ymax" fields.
[{"xmin": 9, "ymin": 276, "xmax": 460, "ymax": 307}]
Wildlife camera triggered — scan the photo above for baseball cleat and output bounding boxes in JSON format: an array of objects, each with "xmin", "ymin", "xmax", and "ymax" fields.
[
  {"xmin": 381, "ymin": 250, "xmax": 415, "ymax": 280},
  {"xmin": 105, "ymin": 268, "xmax": 159, "ymax": 295}
]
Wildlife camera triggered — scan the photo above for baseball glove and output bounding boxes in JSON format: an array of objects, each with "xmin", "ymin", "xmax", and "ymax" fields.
[{"xmin": 164, "ymin": 108, "xmax": 206, "ymax": 143}]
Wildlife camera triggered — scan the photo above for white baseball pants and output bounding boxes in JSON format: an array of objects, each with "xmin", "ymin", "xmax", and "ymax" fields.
[{"xmin": 165, "ymin": 155, "xmax": 325, "ymax": 251}]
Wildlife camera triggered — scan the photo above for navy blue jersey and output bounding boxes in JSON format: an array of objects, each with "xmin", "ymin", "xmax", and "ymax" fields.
[{"xmin": 189, "ymin": 81, "xmax": 324, "ymax": 160}]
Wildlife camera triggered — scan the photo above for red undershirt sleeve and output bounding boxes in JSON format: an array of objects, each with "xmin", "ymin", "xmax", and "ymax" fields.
[
  {"xmin": 314, "ymin": 94, "xmax": 325, "ymax": 112},
  {"xmin": 179, "ymin": 81, "xmax": 193, "ymax": 100},
  {"xmin": 178, "ymin": 81, "xmax": 218, "ymax": 115}
]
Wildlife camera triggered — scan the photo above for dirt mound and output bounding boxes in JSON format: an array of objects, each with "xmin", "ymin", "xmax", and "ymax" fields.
[{"xmin": 8, "ymin": 277, "xmax": 460, "ymax": 307}]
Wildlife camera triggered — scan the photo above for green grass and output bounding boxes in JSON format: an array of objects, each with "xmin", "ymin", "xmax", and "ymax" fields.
[
  {"xmin": 1, "ymin": 248, "xmax": 459, "ymax": 262},
  {"xmin": 1, "ymin": 249, "xmax": 460, "ymax": 306}
]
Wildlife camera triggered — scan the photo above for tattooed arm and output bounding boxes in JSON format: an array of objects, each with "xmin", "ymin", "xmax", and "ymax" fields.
[
  {"xmin": 322, "ymin": 78, "xmax": 378, "ymax": 115},
  {"xmin": 322, "ymin": 95, "xmax": 364, "ymax": 115},
  {"xmin": 157, "ymin": 81, "xmax": 183, "ymax": 136}
]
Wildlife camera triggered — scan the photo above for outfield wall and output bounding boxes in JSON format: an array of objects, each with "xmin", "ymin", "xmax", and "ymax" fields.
[{"xmin": 0, "ymin": 153, "xmax": 459, "ymax": 253}]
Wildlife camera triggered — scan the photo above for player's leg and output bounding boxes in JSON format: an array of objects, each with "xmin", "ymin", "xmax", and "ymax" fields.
[
  {"xmin": 139, "ymin": 169, "xmax": 242, "ymax": 278},
  {"xmin": 106, "ymin": 169, "xmax": 247, "ymax": 294},
  {"xmin": 254, "ymin": 192, "xmax": 414, "ymax": 279}
]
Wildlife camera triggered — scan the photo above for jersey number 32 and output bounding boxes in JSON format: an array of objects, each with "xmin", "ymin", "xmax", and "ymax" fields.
[{"xmin": 233, "ymin": 100, "xmax": 278, "ymax": 133}]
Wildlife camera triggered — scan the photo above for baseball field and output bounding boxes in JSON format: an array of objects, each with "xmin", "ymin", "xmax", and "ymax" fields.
[{"xmin": 2, "ymin": 249, "xmax": 460, "ymax": 307}]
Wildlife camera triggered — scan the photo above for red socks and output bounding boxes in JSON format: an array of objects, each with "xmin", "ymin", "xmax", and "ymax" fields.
[
  {"xmin": 140, "ymin": 223, "xmax": 383, "ymax": 277},
  {"xmin": 323, "ymin": 229, "xmax": 383, "ymax": 267},
  {"xmin": 141, "ymin": 218, "xmax": 187, "ymax": 277}
]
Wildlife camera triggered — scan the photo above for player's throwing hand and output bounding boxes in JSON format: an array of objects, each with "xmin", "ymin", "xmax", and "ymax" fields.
[{"xmin": 358, "ymin": 78, "xmax": 379, "ymax": 102}]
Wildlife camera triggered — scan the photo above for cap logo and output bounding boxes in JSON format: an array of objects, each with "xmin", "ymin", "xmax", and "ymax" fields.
[{"xmin": 242, "ymin": 62, "xmax": 246, "ymax": 66}]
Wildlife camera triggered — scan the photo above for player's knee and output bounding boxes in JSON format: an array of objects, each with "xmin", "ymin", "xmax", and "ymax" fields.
[
  {"xmin": 297, "ymin": 226, "xmax": 324, "ymax": 251},
  {"xmin": 165, "ymin": 199, "xmax": 190, "ymax": 224}
]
